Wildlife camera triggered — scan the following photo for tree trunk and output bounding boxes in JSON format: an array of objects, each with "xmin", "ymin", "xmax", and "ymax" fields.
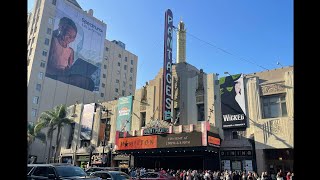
[
  {"xmin": 47, "ymin": 128, "xmax": 53, "ymax": 163},
  {"xmin": 53, "ymin": 126, "xmax": 62, "ymax": 163}
]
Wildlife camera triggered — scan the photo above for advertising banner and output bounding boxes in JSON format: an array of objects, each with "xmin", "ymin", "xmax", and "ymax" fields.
[
  {"xmin": 207, "ymin": 131, "xmax": 221, "ymax": 147},
  {"xmin": 116, "ymin": 96, "xmax": 133, "ymax": 132},
  {"xmin": 46, "ymin": 0, "xmax": 106, "ymax": 92},
  {"xmin": 219, "ymin": 74, "xmax": 247, "ymax": 129},
  {"xmin": 162, "ymin": 9, "xmax": 173, "ymax": 122},
  {"xmin": 117, "ymin": 135, "xmax": 158, "ymax": 150},
  {"xmin": 80, "ymin": 103, "xmax": 95, "ymax": 140},
  {"xmin": 157, "ymin": 132, "xmax": 202, "ymax": 148}
]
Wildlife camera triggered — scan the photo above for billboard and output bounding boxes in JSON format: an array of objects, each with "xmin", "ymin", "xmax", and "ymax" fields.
[
  {"xmin": 162, "ymin": 9, "xmax": 173, "ymax": 122},
  {"xmin": 117, "ymin": 135, "xmax": 158, "ymax": 150},
  {"xmin": 116, "ymin": 95, "xmax": 133, "ymax": 132},
  {"xmin": 80, "ymin": 103, "xmax": 95, "ymax": 140},
  {"xmin": 207, "ymin": 131, "xmax": 221, "ymax": 147},
  {"xmin": 157, "ymin": 132, "xmax": 202, "ymax": 148},
  {"xmin": 219, "ymin": 74, "xmax": 247, "ymax": 129},
  {"xmin": 45, "ymin": 0, "xmax": 106, "ymax": 92}
]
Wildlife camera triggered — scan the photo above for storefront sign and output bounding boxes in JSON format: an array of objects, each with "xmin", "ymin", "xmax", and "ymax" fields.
[
  {"xmin": 117, "ymin": 135, "xmax": 157, "ymax": 150},
  {"xmin": 220, "ymin": 150, "xmax": 252, "ymax": 157},
  {"xmin": 113, "ymin": 154, "xmax": 130, "ymax": 161},
  {"xmin": 143, "ymin": 127, "xmax": 169, "ymax": 135},
  {"xmin": 157, "ymin": 132, "xmax": 202, "ymax": 148},
  {"xmin": 162, "ymin": 9, "xmax": 173, "ymax": 122},
  {"xmin": 77, "ymin": 155, "xmax": 90, "ymax": 162},
  {"xmin": 208, "ymin": 136, "xmax": 221, "ymax": 147}
]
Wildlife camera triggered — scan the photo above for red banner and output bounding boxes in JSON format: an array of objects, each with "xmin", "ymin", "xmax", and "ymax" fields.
[
  {"xmin": 117, "ymin": 136, "xmax": 158, "ymax": 150},
  {"xmin": 208, "ymin": 136, "xmax": 221, "ymax": 146}
]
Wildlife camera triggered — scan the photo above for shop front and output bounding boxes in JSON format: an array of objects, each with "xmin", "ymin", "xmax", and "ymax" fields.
[
  {"xmin": 76, "ymin": 155, "xmax": 90, "ymax": 168},
  {"xmin": 219, "ymin": 149, "xmax": 254, "ymax": 172},
  {"xmin": 116, "ymin": 131, "xmax": 221, "ymax": 170}
]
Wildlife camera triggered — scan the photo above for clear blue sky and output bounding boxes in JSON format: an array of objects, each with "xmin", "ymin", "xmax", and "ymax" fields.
[{"xmin": 28, "ymin": 0, "xmax": 293, "ymax": 89}]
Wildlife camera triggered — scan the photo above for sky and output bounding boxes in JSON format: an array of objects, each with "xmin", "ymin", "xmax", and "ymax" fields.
[{"xmin": 28, "ymin": 0, "xmax": 293, "ymax": 89}]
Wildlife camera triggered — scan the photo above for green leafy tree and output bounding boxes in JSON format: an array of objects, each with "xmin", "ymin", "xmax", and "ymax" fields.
[
  {"xmin": 37, "ymin": 104, "xmax": 73, "ymax": 163},
  {"xmin": 27, "ymin": 122, "xmax": 46, "ymax": 152}
]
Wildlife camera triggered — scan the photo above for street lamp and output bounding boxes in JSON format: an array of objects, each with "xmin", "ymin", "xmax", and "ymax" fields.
[
  {"xmin": 100, "ymin": 105, "xmax": 111, "ymax": 167},
  {"xmin": 224, "ymin": 71, "xmax": 232, "ymax": 77}
]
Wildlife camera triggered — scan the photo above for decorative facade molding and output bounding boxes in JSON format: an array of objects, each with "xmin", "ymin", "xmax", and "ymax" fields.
[{"xmin": 260, "ymin": 83, "xmax": 286, "ymax": 95}]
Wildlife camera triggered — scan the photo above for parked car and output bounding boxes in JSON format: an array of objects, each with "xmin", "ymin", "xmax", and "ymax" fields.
[
  {"xmin": 138, "ymin": 172, "xmax": 175, "ymax": 180},
  {"xmin": 27, "ymin": 163, "xmax": 102, "ymax": 180},
  {"xmin": 86, "ymin": 167, "xmax": 129, "ymax": 175},
  {"xmin": 91, "ymin": 170, "xmax": 131, "ymax": 180}
]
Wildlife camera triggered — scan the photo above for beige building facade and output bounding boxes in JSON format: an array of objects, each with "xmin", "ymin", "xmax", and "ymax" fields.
[
  {"xmin": 27, "ymin": 0, "xmax": 138, "ymax": 162},
  {"xmin": 58, "ymin": 65, "xmax": 293, "ymax": 173}
]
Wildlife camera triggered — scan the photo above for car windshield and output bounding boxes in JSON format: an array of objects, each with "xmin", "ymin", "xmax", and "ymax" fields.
[
  {"xmin": 113, "ymin": 172, "xmax": 131, "ymax": 180},
  {"xmin": 55, "ymin": 166, "xmax": 87, "ymax": 177},
  {"xmin": 27, "ymin": 167, "xmax": 33, "ymax": 174}
]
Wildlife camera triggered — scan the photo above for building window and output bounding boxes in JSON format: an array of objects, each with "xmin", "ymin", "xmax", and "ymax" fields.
[
  {"xmin": 123, "ymin": 81, "xmax": 126, "ymax": 88},
  {"xmin": 47, "ymin": 28, "xmax": 52, "ymax": 35},
  {"xmin": 131, "ymin": 59, "xmax": 133, "ymax": 65},
  {"xmin": 48, "ymin": 17, "xmax": 54, "ymax": 25},
  {"xmin": 105, "ymin": 57, "xmax": 108, "ymax": 61},
  {"xmin": 33, "ymin": 96, "xmax": 39, "ymax": 104},
  {"xmin": 124, "ymin": 65, "xmax": 127, "ymax": 70},
  {"xmin": 141, "ymin": 112, "xmax": 146, "ymax": 127},
  {"xmin": 262, "ymin": 94, "xmax": 288, "ymax": 118},
  {"xmin": 130, "ymin": 68, "xmax": 133, "ymax": 73},
  {"xmin": 105, "ymin": 47, "xmax": 109, "ymax": 51},
  {"xmin": 122, "ymin": 90, "xmax": 125, "ymax": 96},
  {"xmin": 125, "ymin": 57, "xmax": 128, "ymax": 62},
  {"xmin": 118, "ymin": 62, "xmax": 121, "ymax": 66},
  {"xmin": 129, "ymin": 84, "xmax": 132, "ymax": 90},
  {"xmin": 31, "ymin": 109, "xmax": 37, "ymax": 117},
  {"xmin": 101, "ymin": 83, "xmax": 105, "ymax": 88},
  {"xmin": 44, "ymin": 38, "xmax": 50, "ymax": 45},
  {"xmin": 104, "ymin": 64, "xmax": 107, "ymax": 69},
  {"xmin": 118, "ymin": 54, "xmax": 121, "ymax": 58},
  {"xmin": 115, "ymin": 88, "xmax": 118, "ymax": 92},
  {"xmin": 232, "ymin": 131, "xmax": 239, "ymax": 139},
  {"xmin": 42, "ymin": 50, "xmax": 48, "ymax": 57},
  {"xmin": 40, "ymin": 61, "xmax": 46, "ymax": 68},
  {"xmin": 52, "ymin": 0, "xmax": 56, "ymax": 5},
  {"xmin": 130, "ymin": 76, "xmax": 133, "ymax": 81},
  {"xmin": 102, "ymin": 74, "xmax": 106, "ymax": 78},
  {"xmin": 31, "ymin": 37, "xmax": 35, "ymax": 44},
  {"xmin": 29, "ymin": 48, "xmax": 33, "ymax": 56},
  {"xmin": 116, "ymin": 79, "xmax": 119, "ymax": 83},
  {"xmin": 36, "ymin": 84, "xmax": 41, "ymax": 91},
  {"xmin": 197, "ymin": 104, "xmax": 205, "ymax": 121},
  {"xmin": 38, "ymin": 72, "xmax": 44, "ymax": 79},
  {"xmin": 101, "ymin": 93, "xmax": 104, "ymax": 97}
]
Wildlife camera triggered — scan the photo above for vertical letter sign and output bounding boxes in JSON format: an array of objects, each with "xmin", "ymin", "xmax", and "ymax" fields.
[{"xmin": 162, "ymin": 9, "xmax": 173, "ymax": 122}]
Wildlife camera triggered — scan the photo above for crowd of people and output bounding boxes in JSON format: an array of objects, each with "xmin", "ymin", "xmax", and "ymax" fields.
[{"xmin": 127, "ymin": 167, "xmax": 294, "ymax": 180}]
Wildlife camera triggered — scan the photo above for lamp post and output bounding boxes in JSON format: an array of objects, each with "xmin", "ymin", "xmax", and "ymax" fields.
[
  {"xmin": 224, "ymin": 71, "xmax": 232, "ymax": 77},
  {"xmin": 101, "ymin": 106, "xmax": 111, "ymax": 167}
]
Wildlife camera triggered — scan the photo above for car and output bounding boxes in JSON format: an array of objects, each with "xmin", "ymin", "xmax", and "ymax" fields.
[
  {"xmin": 27, "ymin": 163, "xmax": 102, "ymax": 180},
  {"xmin": 91, "ymin": 170, "xmax": 131, "ymax": 180},
  {"xmin": 137, "ymin": 172, "xmax": 175, "ymax": 180},
  {"xmin": 86, "ymin": 167, "xmax": 129, "ymax": 175}
]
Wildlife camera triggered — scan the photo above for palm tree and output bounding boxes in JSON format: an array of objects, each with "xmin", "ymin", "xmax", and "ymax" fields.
[
  {"xmin": 27, "ymin": 122, "xmax": 46, "ymax": 153},
  {"xmin": 37, "ymin": 104, "xmax": 73, "ymax": 163}
]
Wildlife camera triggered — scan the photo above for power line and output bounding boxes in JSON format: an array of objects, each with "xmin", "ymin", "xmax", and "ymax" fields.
[{"xmin": 173, "ymin": 27, "xmax": 269, "ymax": 71}]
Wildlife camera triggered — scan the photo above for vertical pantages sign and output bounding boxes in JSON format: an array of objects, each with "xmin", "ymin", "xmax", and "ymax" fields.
[
  {"xmin": 46, "ymin": 0, "xmax": 106, "ymax": 92},
  {"xmin": 162, "ymin": 9, "xmax": 173, "ymax": 122},
  {"xmin": 116, "ymin": 95, "xmax": 133, "ymax": 132},
  {"xmin": 219, "ymin": 74, "xmax": 247, "ymax": 129},
  {"xmin": 80, "ymin": 103, "xmax": 95, "ymax": 140}
]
